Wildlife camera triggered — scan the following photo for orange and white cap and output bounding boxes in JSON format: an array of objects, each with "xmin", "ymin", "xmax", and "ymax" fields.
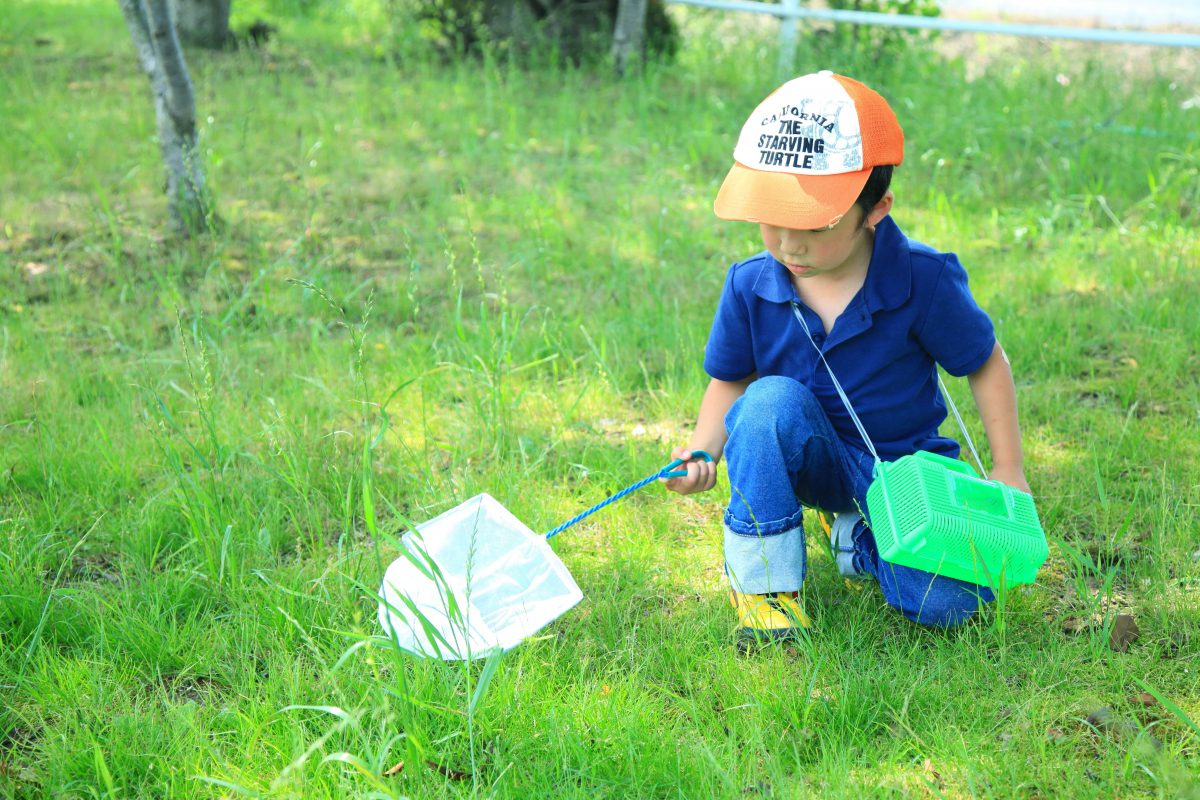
[{"xmin": 714, "ymin": 71, "xmax": 904, "ymax": 230}]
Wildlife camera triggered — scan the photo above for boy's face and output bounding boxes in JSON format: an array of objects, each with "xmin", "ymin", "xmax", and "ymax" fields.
[{"xmin": 760, "ymin": 191, "xmax": 893, "ymax": 282}]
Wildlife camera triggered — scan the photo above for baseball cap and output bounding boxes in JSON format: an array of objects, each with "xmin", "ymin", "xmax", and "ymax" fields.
[{"xmin": 714, "ymin": 71, "xmax": 904, "ymax": 230}]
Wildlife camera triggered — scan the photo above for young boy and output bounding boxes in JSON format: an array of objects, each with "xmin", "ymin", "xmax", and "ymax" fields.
[{"xmin": 663, "ymin": 71, "xmax": 1031, "ymax": 649}]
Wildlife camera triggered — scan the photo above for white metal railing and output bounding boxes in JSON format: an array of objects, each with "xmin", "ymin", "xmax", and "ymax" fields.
[{"xmin": 667, "ymin": 0, "xmax": 1200, "ymax": 76}]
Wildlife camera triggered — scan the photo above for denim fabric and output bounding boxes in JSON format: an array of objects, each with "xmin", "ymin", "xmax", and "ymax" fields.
[
  {"xmin": 851, "ymin": 519, "xmax": 997, "ymax": 628},
  {"xmin": 704, "ymin": 216, "xmax": 997, "ymax": 461},
  {"xmin": 722, "ymin": 375, "xmax": 995, "ymax": 627}
]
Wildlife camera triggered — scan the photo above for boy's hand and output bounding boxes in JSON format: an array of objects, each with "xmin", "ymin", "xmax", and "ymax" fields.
[
  {"xmin": 661, "ymin": 447, "xmax": 718, "ymax": 495},
  {"xmin": 990, "ymin": 464, "xmax": 1031, "ymax": 495}
]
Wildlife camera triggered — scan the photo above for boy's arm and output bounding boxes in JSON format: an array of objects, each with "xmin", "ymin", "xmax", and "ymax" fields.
[
  {"xmin": 662, "ymin": 376, "xmax": 754, "ymax": 495},
  {"xmin": 967, "ymin": 342, "xmax": 1031, "ymax": 494}
]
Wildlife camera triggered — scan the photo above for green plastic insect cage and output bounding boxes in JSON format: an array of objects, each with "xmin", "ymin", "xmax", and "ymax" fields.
[
  {"xmin": 789, "ymin": 302, "xmax": 1048, "ymax": 588},
  {"xmin": 866, "ymin": 451, "xmax": 1048, "ymax": 586}
]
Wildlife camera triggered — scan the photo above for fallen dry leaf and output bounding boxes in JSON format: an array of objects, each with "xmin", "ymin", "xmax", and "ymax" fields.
[
  {"xmin": 922, "ymin": 758, "xmax": 944, "ymax": 789},
  {"xmin": 1127, "ymin": 692, "xmax": 1158, "ymax": 708},
  {"xmin": 1109, "ymin": 614, "xmax": 1140, "ymax": 652}
]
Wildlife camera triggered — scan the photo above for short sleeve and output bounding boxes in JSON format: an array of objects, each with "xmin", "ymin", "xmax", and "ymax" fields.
[
  {"xmin": 703, "ymin": 265, "xmax": 756, "ymax": 381},
  {"xmin": 916, "ymin": 254, "xmax": 996, "ymax": 376}
]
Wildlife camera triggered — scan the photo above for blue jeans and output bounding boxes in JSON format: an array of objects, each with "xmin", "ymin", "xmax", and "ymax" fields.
[{"xmin": 722, "ymin": 376, "xmax": 995, "ymax": 628}]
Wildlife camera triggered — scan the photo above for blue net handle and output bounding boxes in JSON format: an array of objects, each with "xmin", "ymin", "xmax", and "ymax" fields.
[{"xmin": 544, "ymin": 450, "xmax": 714, "ymax": 540}]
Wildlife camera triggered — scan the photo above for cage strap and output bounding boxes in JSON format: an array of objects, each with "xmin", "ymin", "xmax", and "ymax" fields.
[{"xmin": 790, "ymin": 301, "xmax": 986, "ymax": 477}]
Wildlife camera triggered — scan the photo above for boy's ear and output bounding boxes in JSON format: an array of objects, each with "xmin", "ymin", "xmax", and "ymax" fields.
[{"xmin": 866, "ymin": 190, "xmax": 894, "ymax": 227}]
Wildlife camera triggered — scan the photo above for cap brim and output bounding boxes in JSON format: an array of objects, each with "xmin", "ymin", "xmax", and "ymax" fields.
[{"xmin": 713, "ymin": 163, "xmax": 871, "ymax": 229}]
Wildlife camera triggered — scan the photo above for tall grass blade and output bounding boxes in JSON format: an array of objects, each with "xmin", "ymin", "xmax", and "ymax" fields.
[
  {"xmin": 1135, "ymin": 678, "xmax": 1200, "ymax": 738},
  {"xmin": 468, "ymin": 646, "xmax": 504, "ymax": 715}
]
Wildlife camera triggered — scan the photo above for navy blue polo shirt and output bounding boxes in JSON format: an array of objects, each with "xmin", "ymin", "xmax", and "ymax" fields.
[{"xmin": 704, "ymin": 215, "xmax": 996, "ymax": 462}]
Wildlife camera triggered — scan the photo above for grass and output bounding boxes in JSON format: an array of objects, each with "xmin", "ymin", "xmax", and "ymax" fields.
[{"xmin": 2, "ymin": 1, "xmax": 1199, "ymax": 797}]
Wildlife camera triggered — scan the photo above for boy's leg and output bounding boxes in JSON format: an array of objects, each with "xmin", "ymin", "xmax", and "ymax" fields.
[
  {"xmin": 721, "ymin": 375, "xmax": 995, "ymax": 628},
  {"xmin": 722, "ymin": 376, "xmax": 871, "ymax": 597},
  {"xmin": 849, "ymin": 521, "xmax": 996, "ymax": 627}
]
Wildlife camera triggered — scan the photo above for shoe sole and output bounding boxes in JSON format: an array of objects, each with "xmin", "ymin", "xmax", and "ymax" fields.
[{"xmin": 736, "ymin": 626, "xmax": 802, "ymax": 654}]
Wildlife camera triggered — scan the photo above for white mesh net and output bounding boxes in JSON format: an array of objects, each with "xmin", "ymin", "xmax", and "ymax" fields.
[{"xmin": 377, "ymin": 493, "xmax": 584, "ymax": 660}]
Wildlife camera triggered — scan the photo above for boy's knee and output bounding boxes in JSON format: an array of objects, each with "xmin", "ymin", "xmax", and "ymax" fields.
[
  {"xmin": 878, "ymin": 564, "xmax": 995, "ymax": 628},
  {"xmin": 728, "ymin": 376, "xmax": 821, "ymax": 433},
  {"xmin": 895, "ymin": 596, "xmax": 987, "ymax": 628}
]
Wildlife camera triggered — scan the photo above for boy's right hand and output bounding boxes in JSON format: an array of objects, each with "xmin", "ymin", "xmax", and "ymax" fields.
[{"xmin": 661, "ymin": 447, "xmax": 718, "ymax": 495}]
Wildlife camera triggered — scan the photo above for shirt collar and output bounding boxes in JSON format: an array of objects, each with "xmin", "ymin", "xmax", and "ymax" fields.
[{"xmin": 750, "ymin": 215, "xmax": 912, "ymax": 312}]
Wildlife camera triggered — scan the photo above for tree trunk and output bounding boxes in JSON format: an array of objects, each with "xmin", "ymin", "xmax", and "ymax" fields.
[
  {"xmin": 611, "ymin": 0, "xmax": 648, "ymax": 77},
  {"xmin": 118, "ymin": 0, "xmax": 213, "ymax": 235},
  {"xmin": 170, "ymin": 0, "xmax": 232, "ymax": 49}
]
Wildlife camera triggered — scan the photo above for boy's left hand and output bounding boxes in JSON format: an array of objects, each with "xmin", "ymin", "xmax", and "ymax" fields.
[{"xmin": 990, "ymin": 464, "xmax": 1031, "ymax": 495}]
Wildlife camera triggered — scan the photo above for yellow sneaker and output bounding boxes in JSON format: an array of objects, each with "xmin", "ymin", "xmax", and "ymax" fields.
[{"xmin": 730, "ymin": 590, "xmax": 812, "ymax": 652}]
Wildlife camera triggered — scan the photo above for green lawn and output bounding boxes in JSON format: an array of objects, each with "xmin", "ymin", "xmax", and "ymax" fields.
[{"xmin": 1, "ymin": 2, "xmax": 1198, "ymax": 797}]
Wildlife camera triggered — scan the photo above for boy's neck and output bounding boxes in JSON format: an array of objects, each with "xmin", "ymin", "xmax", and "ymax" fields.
[
  {"xmin": 791, "ymin": 225, "xmax": 875, "ymax": 297},
  {"xmin": 789, "ymin": 224, "xmax": 875, "ymax": 334}
]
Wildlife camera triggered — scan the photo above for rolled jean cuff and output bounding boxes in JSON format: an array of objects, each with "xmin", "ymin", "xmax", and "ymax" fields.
[
  {"xmin": 722, "ymin": 507, "xmax": 805, "ymax": 536},
  {"xmin": 723, "ymin": 524, "xmax": 806, "ymax": 594}
]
